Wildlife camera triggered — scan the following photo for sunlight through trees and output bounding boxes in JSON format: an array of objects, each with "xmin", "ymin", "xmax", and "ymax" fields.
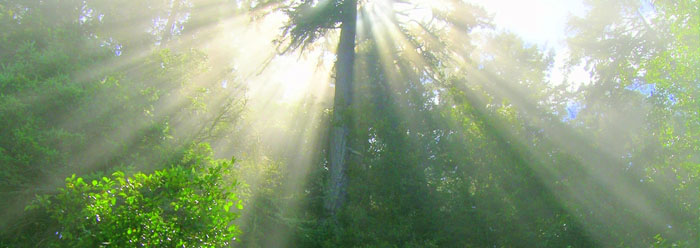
[{"xmin": 0, "ymin": 0, "xmax": 698, "ymax": 247}]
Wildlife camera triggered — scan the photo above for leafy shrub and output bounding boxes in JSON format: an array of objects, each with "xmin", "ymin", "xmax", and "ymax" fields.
[{"xmin": 29, "ymin": 157, "xmax": 242, "ymax": 247}]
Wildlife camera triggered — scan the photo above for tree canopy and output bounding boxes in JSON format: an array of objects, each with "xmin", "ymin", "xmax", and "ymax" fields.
[{"xmin": 0, "ymin": 0, "xmax": 698, "ymax": 247}]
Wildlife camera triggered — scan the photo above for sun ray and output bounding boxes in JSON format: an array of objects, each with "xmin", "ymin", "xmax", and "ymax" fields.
[{"xmin": 2, "ymin": 0, "xmax": 696, "ymax": 246}]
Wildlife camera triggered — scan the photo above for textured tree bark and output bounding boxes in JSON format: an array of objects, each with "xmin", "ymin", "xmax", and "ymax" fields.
[{"xmin": 325, "ymin": 0, "xmax": 357, "ymax": 218}]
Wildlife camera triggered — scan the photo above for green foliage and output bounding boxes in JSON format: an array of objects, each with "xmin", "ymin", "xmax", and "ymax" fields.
[
  {"xmin": 2, "ymin": 0, "xmax": 699, "ymax": 247},
  {"xmin": 562, "ymin": 0, "xmax": 700, "ymax": 246},
  {"xmin": 27, "ymin": 152, "xmax": 241, "ymax": 247},
  {"xmin": 0, "ymin": 0, "xmax": 244, "ymax": 245},
  {"xmin": 278, "ymin": 0, "xmax": 347, "ymax": 53}
]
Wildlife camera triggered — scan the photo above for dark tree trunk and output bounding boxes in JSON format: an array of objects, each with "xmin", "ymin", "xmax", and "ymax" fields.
[{"xmin": 325, "ymin": 0, "xmax": 357, "ymax": 218}]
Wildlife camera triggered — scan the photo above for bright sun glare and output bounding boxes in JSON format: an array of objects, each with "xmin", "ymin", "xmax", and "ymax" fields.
[{"xmin": 1, "ymin": 0, "xmax": 697, "ymax": 247}]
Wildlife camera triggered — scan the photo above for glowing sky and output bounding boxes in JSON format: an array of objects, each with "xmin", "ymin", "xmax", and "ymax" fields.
[
  {"xmin": 472, "ymin": 0, "xmax": 592, "ymax": 87},
  {"xmin": 246, "ymin": 0, "xmax": 596, "ymax": 103},
  {"xmin": 473, "ymin": 0, "xmax": 587, "ymax": 48}
]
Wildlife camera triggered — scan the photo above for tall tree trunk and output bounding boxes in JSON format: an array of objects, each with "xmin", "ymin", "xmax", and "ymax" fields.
[{"xmin": 325, "ymin": 0, "xmax": 357, "ymax": 218}]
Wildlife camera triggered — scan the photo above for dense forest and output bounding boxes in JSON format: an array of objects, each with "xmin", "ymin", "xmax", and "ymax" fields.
[{"xmin": 0, "ymin": 0, "xmax": 698, "ymax": 247}]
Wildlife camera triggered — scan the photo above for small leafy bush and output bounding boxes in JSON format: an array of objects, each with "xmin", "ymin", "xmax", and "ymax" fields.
[{"xmin": 30, "ymin": 157, "xmax": 242, "ymax": 247}]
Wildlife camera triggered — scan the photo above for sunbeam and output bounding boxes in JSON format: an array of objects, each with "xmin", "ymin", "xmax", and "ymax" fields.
[{"xmin": 1, "ymin": 0, "xmax": 697, "ymax": 247}]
